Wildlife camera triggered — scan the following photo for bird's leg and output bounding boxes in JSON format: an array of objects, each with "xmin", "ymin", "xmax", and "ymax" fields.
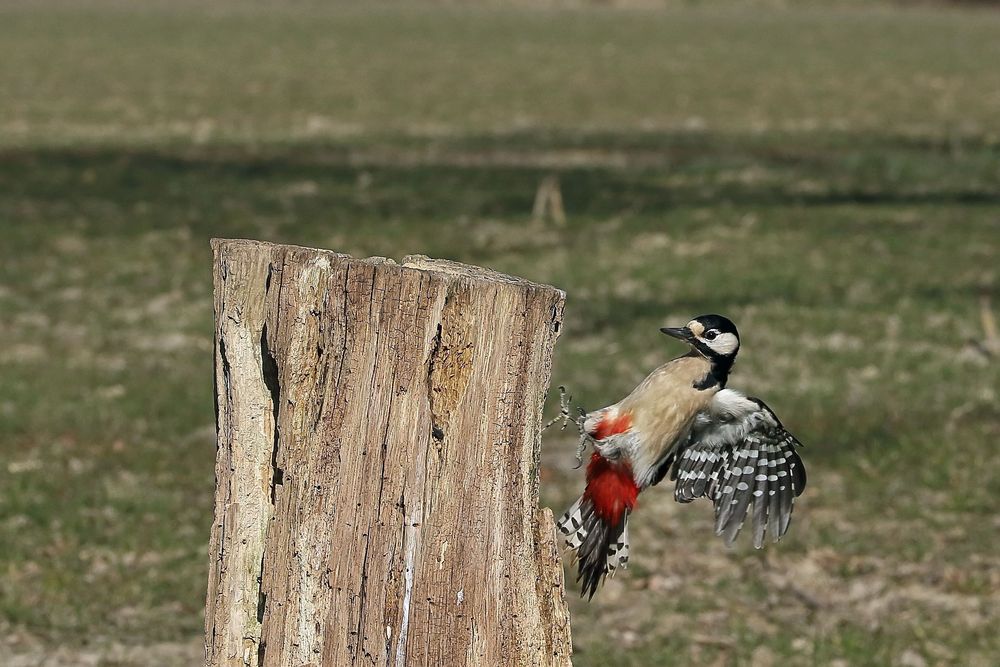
[
  {"xmin": 543, "ymin": 386, "xmax": 594, "ymax": 469},
  {"xmin": 543, "ymin": 385, "xmax": 576, "ymax": 431},
  {"xmin": 572, "ymin": 408, "xmax": 591, "ymax": 469}
]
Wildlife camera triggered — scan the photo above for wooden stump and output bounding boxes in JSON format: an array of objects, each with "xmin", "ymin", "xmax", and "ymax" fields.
[{"xmin": 205, "ymin": 239, "xmax": 572, "ymax": 666}]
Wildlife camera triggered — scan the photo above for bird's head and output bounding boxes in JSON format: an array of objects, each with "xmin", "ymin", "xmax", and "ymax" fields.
[{"xmin": 660, "ymin": 314, "xmax": 740, "ymax": 362}]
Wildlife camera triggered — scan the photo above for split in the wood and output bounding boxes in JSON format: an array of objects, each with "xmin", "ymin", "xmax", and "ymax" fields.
[{"xmin": 260, "ymin": 325, "xmax": 283, "ymax": 504}]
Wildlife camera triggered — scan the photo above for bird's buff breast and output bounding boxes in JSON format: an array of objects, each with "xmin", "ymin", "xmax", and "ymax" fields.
[{"xmin": 624, "ymin": 355, "xmax": 719, "ymax": 482}]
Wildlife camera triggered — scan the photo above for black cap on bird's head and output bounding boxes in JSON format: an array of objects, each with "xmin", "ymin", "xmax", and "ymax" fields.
[{"xmin": 660, "ymin": 314, "xmax": 741, "ymax": 363}]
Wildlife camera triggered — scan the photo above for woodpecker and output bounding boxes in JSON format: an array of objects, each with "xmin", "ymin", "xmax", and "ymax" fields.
[{"xmin": 554, "ymin": 314, "xmax": 807, "ymax": 599}]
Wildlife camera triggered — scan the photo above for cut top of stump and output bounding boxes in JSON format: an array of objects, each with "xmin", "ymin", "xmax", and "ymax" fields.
[
  {"xmin": 402, "ymin": 253, "xmax": 566, "ymax": 296},
  {"xmin": 210, "ymin": 238, "xmax": 564, "ymax": 296}
]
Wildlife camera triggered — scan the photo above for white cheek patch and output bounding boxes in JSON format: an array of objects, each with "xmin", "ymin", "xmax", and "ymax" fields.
[{"xmin": 709, "ymin": 332, "xmax": 739, "ymax": 355}]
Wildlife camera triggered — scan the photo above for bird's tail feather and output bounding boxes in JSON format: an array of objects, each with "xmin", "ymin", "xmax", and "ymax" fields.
[{"xmin": 556, "ymin": 496, "xmax": 629, "ymax": 599}]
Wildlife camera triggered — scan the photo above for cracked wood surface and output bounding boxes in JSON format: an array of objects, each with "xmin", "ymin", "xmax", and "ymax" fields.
[{"xmin": 206, "ymin": 239, "xmax": 571, "ymax": 666}]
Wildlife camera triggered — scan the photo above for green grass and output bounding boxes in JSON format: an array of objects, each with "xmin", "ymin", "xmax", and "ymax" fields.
[
  {"xmin": 1, "ymin": 2, "xmax": 998, "ymax": 665},
  {"xmin": 3, "ymin": 2, "xmax": 1000, "ymax": 146}
]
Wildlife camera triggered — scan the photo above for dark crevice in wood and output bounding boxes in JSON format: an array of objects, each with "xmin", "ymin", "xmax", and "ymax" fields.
[
  {"xmin": 257, "ymin": 572, "xmax": 269, "ymax": 667},
  {"xmin": 353, "ymin": 540, "xmax": 372, "ymax": 660},
  {"xmin": 426, "ymin": 321, "xmax": 444, "ymax": 442},
  {"xmin": 218, "ymin": 337, "xmax": 231, "ymax": 398},
  {"xmin": 257, "ymin": 586, "xmax": 267, "ymax": 624},
  {"xmin": 261, "ymin": 323, "xmax": 283, "ymax": 503},
  {"xmin": 256, "ymin": 546, "xmax": 269, "ymax": 665},
  {"xmin": 313, "ymin": 342, "xmax": 328, "ymax": 432}
]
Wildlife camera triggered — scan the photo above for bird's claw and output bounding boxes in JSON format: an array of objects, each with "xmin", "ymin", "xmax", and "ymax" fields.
[
  {"xmin": 544, "ymin": 386, "xmax": 593, "ymax": 469},
  {"xmin": 573, "ymin": 428, "xmax": 590, "ymax": 469},
  {"xmin": 573, "ymin": 405, "xmax": 591, "ymax": 467},
  {"xmin": 543, "ymin": 385, "xmax": 576, "ymax": 431}
]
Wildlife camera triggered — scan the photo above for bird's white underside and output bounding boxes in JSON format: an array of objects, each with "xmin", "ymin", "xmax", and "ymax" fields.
[{"xmin": 691, "ymin": 388, "xmax": 778, "ymax": 450}]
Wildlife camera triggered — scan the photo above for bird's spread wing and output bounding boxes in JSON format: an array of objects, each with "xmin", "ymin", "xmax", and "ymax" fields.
[{"xmin": 667, "ymin": 389, "xmax": 807, "ymax": 548}]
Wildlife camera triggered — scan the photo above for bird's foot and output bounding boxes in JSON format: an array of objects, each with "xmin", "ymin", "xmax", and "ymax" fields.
[
  {"xmin": 573, "ymin": 426, "xmax": 591, "ymax": 469},
  {"xmin": 543, "ymin": 386, "xmax": 593, "ymax": 468},
  {"xmin": 543, "ymin": 385, "xmax": 577, "ymax": 431}
]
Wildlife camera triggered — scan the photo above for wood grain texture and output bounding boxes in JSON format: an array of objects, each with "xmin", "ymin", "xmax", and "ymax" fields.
[{"xmin": 206, "ymin": 239, "xmax": 571, "ymax": 667}]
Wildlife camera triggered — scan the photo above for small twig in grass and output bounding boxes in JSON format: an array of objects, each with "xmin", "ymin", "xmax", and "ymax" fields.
[
  {"xmin": 979, "ymin": 294, "xmax": 998, "ymax": 355},
  {"xmin": 531, "ymin": 175, "xmax": 566, "ymax": 226},
  {"xmin": 690, "ymin": 635, "xmax": 736, "ymax": 648},
  {"xmin": 784, "ymin": 582, "xmax": 826, "ymax": 612}
]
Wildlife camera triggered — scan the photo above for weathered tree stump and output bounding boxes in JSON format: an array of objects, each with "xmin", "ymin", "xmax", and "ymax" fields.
[{"xmin": 205, "ymin": 239, "xmax": 572, "ymax": 666}]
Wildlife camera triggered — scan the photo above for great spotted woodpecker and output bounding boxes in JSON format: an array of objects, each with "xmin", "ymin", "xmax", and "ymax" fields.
[{"xmin": 554, "ymin": 314, "xmax": 807, "ymax": 599}]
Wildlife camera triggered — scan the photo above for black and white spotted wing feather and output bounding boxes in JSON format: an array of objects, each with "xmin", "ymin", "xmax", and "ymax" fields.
[{"xmin": 667, "ymin": 389, "xmax": 806, "ymax": 548}]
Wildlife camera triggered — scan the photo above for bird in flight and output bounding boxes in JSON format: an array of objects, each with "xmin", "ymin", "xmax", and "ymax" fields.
[{"xmin": 552, "ymin": 314, "xmax": 807, "ymax": 599}]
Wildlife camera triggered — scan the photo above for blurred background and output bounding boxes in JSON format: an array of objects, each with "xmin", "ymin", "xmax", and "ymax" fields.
[{"xmin": 1, "ymin": 1, "xmax": 998, "ymax": 665}]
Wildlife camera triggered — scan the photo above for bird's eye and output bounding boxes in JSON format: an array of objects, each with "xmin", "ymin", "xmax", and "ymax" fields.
[{"xmin": 704, "ymin": 330, "xmax": 719, "ymax": 341}]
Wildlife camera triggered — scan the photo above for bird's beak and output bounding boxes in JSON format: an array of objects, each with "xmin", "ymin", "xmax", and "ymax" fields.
[{"xmin": 660, "ymin": 326, "xmax": 695, "ymax": 343}]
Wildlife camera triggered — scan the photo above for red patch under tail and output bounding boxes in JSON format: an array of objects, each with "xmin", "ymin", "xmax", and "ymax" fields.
[
  {"xmin": 562, "ymin": 452, "xmax": 640, "ymax": 598},
  {"xmin": 583, "ymin": 452, "xmax": 640, "ymax": 525}
]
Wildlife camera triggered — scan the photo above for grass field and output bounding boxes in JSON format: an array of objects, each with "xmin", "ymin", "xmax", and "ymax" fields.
[{"xmin": 1, "ymin": 2, "xmax": 998, "ymax": 665}]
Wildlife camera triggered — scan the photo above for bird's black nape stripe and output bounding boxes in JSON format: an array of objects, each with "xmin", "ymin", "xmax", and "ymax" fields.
[{"xmin": 693, "ymin": 352, "xmax": 734, "ymax": 390}]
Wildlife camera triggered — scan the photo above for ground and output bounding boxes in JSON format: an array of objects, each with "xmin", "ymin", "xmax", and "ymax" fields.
[{"xmin": 0, "ymin": 2, "xmax": 998, "ymax": 665}]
